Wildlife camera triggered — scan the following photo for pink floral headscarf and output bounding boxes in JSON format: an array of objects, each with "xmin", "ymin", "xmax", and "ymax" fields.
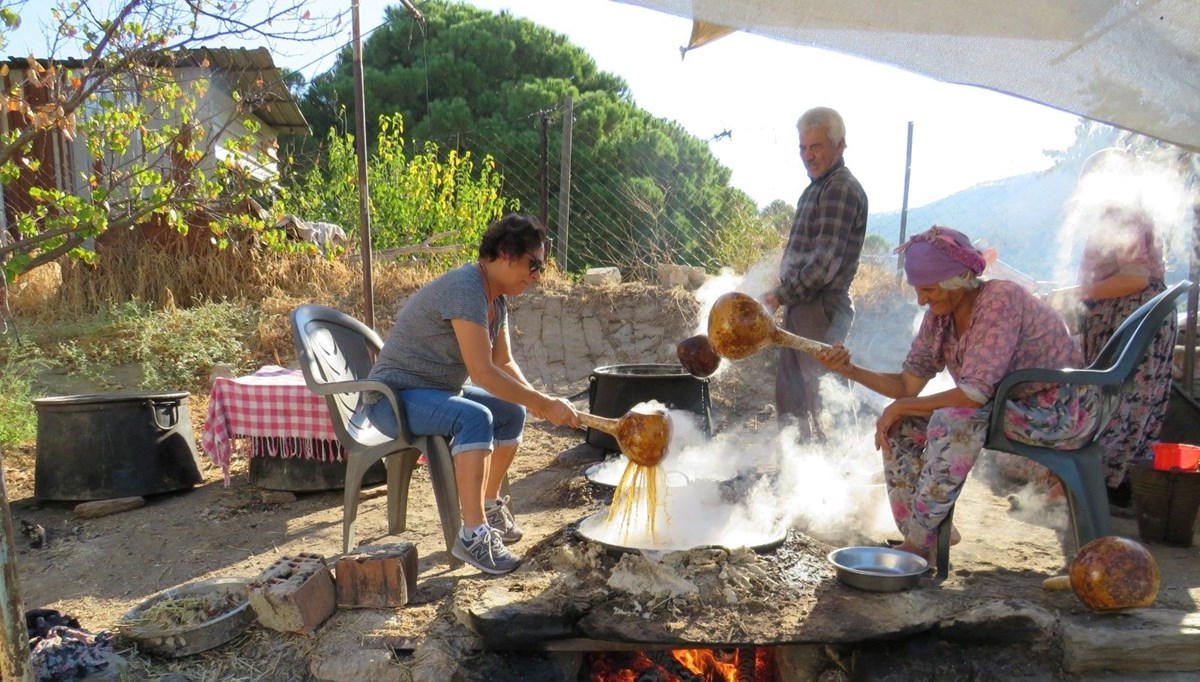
[{"xmin": 895, "ymin": 226, "xmax": 987, "ymax": 286}]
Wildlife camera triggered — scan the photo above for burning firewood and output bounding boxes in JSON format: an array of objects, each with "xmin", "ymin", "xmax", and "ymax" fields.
[{"xmin": 645, "ymin": 650, "xmax": 703, "ymax": 681}]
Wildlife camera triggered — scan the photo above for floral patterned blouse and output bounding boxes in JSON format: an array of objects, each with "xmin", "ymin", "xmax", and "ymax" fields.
[{"xmin": 902, "ymin": 279, "xmax": 1081, "ymax": 404}]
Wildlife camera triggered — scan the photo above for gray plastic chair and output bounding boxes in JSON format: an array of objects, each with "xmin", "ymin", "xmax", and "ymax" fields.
[
  {"xmin": 934, "ymin": 280, "xmax": 1191, "ymax": 578},
  {"xmin": 290, "ymin": 304, "xmax": 463, "ymax": 558}
]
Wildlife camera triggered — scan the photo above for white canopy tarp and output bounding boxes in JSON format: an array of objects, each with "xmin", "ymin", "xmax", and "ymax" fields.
[{"xmin": 616, "ymin": 0, "xmax": 1200, "ymax": 152}]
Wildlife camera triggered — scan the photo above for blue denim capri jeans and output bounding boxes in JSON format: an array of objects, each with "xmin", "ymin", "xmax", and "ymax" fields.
[{"xmin": 363, "ymin": 385, "xmax": 526, "ymax": 456}]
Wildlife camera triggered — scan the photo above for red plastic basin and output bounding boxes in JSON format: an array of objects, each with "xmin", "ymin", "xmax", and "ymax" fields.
[{"xmin": 1152, "ymin": 443, "xmax": 1200, "ymax": 471}]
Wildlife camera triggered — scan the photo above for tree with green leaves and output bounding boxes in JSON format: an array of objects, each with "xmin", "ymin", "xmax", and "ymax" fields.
[
  {"xmin": 862, "ymin": 234, "xmax": 892, "ymax": 257},
  {"xmin": 295, "ymin": 0, "xmax": 777, "ymax": 275},
  {"xmin": 0, "ymin": 0, "xmax": 339, "ymax": 281},
  {"xmin": 277, "ymin": 112, "xmax": 512, "ymax": 261}
]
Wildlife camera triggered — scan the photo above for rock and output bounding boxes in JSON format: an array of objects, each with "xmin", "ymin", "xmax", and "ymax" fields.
[
  {"xmin": 936, "ymin": 600, "xmax": 1057, "ymax": 644},
  {"xmin": 1061, "ymin": 608, "xmax": 1200, "ymax": 674},
  {"xmin": 452, "ymin": 578, "xmax": 581, "ymax": 647},
  {"xmin": 261, "ymin": 490, "xmax": 298, "ymax": 504},
  {"xmin": 311, "ymin": 647, "xmax": 403, "ymax": 682},
  {"xmin": 74, "ymin": 497, "xmax": 145, "ymax": 519},
  {"xmin": 311, "ymin": 611, "xmax": 407, "ymax": 682},
  {"xmin": 583, "ymin": 267, "xmax": 620, "ymax": 286},
  {"xmin": 656, "ymin": 263, "xmax": 692, "ymax": 288}
]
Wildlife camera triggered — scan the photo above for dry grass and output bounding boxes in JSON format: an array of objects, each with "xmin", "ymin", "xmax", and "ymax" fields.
[
  {"xmin": 51, "ymin": 241, "xmax": 368, "ymax": 314},
  {"xmin": 8, "ymin": 243, "xmax": 451, "ymax": 370},
  {"xmin": 849, "ymin": 262, "xmax": 907, "ymax": 314},
  {"xmin": 10, "ymin": 246, "xmax": 597, "ymax": 365},
  {"xmin": 115, "ymin": 626, "xmax": 318, "ymax": 681}
]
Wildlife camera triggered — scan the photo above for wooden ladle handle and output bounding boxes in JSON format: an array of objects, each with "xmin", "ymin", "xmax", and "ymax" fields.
[
  {"xmin": 770, "ymin": 328, "xmax": 832, "ymax": 356},
  {"xmin": 577, "ymin": 411, "xmax": 619, "ymax": 435}
]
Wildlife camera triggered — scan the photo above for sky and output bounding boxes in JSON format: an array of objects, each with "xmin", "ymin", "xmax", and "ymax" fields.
[{"xmin": 4, "ymin": 0, "xmax": 1085, "ymax": 213}]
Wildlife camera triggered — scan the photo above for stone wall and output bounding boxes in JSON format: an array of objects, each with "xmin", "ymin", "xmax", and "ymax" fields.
[{"xmin": 506, "ymin": 282, "xmax": 701, "ymax": 395}]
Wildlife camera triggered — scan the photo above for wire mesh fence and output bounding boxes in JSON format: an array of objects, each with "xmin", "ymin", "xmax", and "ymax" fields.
[
  {"xmin": 405, "ymin": 98, "xmax": 1189, "ymax": 287},
  {"xmin": 420, "ymin": 97, "xmax": 782, "ymax": 281}
]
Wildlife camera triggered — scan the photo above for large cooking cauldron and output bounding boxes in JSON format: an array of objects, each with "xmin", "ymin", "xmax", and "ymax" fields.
[
  {"xmin": 586, "ymin": 364, "xmax": 711, "ymax": 453},
  {"xmin": 34, "ymin": 392, "xmax": 203, "ymax": 501}
]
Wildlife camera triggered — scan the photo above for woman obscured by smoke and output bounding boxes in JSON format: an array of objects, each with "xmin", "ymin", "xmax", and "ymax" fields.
[{"xmin": 1049, "ymin": 149, "xmax": 1182, "ymax": 511}]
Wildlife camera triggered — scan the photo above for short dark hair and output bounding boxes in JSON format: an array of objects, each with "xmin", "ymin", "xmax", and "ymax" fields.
[{"xmin": 478, "ymin": 213, "xmax": 548, "ymax": 261}]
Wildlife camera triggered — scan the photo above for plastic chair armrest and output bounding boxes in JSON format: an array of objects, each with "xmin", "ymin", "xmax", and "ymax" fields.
[
  {"xmin": 310, "ymin": 378, "xmax": 402, "ymax": 425},
  {"xmin": 986, "ymin": 367, "xmax": 1116, "ymax": 448}
]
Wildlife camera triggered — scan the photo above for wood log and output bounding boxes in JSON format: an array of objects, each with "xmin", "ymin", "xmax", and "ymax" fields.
[
  {"xmin": 73, "ymin": 496, "xmax": 145, "ymax": 518},
  {"xmin": 0, "ymin": 447, "xmax": 33, "ymax": 680},
  {"xmin": 736, "ymin": 647, "xmax": 757, "ymax": 682}
]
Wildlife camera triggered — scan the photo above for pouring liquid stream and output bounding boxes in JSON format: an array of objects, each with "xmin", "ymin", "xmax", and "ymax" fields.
[{"xmin": 577, "ymin": 406, "xmax": 672, "ymax": 542}]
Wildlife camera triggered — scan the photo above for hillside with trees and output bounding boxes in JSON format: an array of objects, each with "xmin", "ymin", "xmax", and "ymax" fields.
[{"xmin": 868, "ymin": 121, "xmax": 1196, "ymax": 284}]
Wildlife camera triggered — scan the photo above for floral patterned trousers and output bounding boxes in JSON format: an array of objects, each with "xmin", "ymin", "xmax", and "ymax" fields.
[{"xmin": 885, "ymin": 384, "xmax": 1100, "ymax": 549}]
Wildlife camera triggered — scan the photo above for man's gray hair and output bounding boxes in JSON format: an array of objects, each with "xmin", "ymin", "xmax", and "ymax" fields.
[
  {"xmin": 939, "ymin": 271, "xmax": 983, "ymax": 291},
  {"xmin": 797, "ymin": 107, "xmax": 846, "ymax": 147}
]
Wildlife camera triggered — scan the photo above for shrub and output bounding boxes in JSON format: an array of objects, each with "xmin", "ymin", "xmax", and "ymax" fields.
[{"xmin": 277, "ymin": 113, "xmax": 514, "ymax": 265}]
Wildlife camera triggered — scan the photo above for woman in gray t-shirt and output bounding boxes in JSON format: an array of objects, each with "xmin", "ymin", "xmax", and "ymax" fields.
[{"xmin": 364, "ymin": 214, "xmax": 579, "ymax": 575}]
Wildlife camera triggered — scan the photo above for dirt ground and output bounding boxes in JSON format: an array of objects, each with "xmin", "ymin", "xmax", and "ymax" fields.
[
  {"xmin": 8, "ymin": 386, "xmax": 1200, "ymax": 681},
  {"xmin": 6, "ymin": 297, "xmax": 1200, "ymax": 680}
]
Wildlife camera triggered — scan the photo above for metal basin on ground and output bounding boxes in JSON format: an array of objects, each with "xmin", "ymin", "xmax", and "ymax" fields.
[
  {"xmin": 828, "ymin": 546, "xmax": 928, "ymax": 592},
  {"xmin": 117, "ymin": 577, "xmax": 254, "ymax": 658}
]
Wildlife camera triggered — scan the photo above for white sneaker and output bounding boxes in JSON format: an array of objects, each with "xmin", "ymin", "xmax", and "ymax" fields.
[{"xmin": 451, "ymin": 527, "xmax": 520, "ymax": 575}]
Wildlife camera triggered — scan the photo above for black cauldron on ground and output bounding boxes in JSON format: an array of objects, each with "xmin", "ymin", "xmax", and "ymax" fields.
[{"xmin": 34, "ymin": 392, "xmax": 203, "ymax": 501}]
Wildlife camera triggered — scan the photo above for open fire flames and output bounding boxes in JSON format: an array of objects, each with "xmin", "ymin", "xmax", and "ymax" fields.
[{"xmin": 584, "ymin": 647, "xmax": 774, "ymax": 681}]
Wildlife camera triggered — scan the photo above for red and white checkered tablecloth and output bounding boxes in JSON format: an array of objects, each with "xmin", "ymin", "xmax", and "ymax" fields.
[{"xmin": 202, "ymin": 365, "xmax": 344, "ymax": 484}]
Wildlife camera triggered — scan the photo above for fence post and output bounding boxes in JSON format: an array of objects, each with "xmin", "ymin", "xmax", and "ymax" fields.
[
  {"xmin": 540, "ymin": 112, "xmax": 550, "ymax": 230},
  {"xmin": 556, "ymin": 96, "xmax": 573, "ymax": 270},
  {"xmin": 0, "ymin": 447, "xmax": 32, "ymax": 681},
  {"xmin": 351, "ymin": 0, "xmax": 374, "ymax": 328},
  {"xmin": 897, "ymin": 121, "xmax": 914, "ymax": 286},
  {"xmin": 1183, "ymin": 197, "xmax": 1199, "ymax": 397}
]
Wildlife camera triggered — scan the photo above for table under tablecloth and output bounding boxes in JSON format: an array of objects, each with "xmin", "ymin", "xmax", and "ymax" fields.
[{"xmin": 201, "ymin": 365, "xmax": 345, "ymax": 484}]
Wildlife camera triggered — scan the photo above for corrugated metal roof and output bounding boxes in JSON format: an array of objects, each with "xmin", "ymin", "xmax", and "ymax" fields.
[
  {"xmin": 172, "ymin": 47, "xmax": 310, "ymax": 135},
  {"xmin": 6, "ymin": 46, "xmax": 310, "ymax": 135}
]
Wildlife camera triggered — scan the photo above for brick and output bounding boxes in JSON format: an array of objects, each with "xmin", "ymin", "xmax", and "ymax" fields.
[
  {"xmin": 334, "ymin": 543, "xmax": 418, "ymax": 609},
  {"xmin": 248, "ymin": 553, "xmax": 335, "ymax": 634}
]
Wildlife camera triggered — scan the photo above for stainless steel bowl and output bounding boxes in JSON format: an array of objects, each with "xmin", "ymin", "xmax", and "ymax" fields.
[{"xmin": 828, "ymin": 546, "xmax": 928, "ymax": 592}]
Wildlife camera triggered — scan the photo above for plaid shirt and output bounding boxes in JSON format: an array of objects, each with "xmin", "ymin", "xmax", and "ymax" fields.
[{"xmin": 776, "ymin": 158, "xmax": 868, "ymax": 305}]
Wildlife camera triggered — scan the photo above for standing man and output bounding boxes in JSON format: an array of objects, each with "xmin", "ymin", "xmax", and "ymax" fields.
[{"xmin": 764, "ymin": 107, "xmax": 868, "ymax": 440}]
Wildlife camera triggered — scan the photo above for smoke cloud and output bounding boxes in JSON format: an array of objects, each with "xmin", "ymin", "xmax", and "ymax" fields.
[{"xmin": 1052, "ymin": 149, "xmax": 1191, "ymax": 287}]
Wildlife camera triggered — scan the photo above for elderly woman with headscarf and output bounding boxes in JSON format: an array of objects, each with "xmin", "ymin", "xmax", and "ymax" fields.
[{"xmin": 816, "ymin": 226, "xmax": 1101, "ymax": 561}]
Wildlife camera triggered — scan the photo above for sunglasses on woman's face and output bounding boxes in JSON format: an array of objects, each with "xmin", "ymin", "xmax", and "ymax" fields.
[{"xmin": 527, "ymin": 257, "xmax": 547, "ymax": 275}]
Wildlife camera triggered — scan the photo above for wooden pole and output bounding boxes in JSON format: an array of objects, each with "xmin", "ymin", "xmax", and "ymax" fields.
[
  {"xmin": 0, "ymin": 447, "xmax": 32, "ymax": 681},
  {"xmin": 351, "ymin": 0, "xmax": 375, "ymax": 328},
  {"xmin": 1183, "ymin": 195, "xmax": 1199, "ymax": 397},
  {"xmin": 540, "ymin": 112, "xmax": 550, "ymax": 230},
  {"xmin": 896, "ymin": 121, "xmax": 914, "ymax": 286},
  {"xmin": 556, "ymin": 96, "xmax": 573, "ymax": 270}
]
